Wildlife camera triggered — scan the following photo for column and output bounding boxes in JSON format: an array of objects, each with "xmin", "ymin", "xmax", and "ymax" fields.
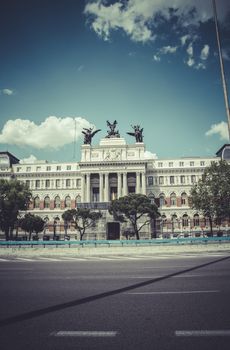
[
  {"xmin": 81, "ymin": 174, "xmax": 85, "ymax": 202},
  {"xmin": 99, "ymin": 173, "xmax": 103, "ymax": 202},
  {"xmin": 142, "ymin": 172, "xmax": 146, "ymax": 194},
  {"xmin": 123, "ymin": 172, "xmax": 128, "ymax": 196},
  {"xmin": 104, "ymin": 173, "xmax": 109, "ymax": 202},
  {"xmin": 136, "ymin": 172, "xmax": 140, "ymax": 194},
  {"xmin": 117, "ymin": 173, "xmax": 122, "ymax": 198},
  {"xmin": 86, "ymin": 173, "xmax": 90, "ymax": 202}
]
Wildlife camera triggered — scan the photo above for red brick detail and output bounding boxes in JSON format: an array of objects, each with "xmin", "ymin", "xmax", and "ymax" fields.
[
  {"xmin": 71, "ymin": 200, "xmax": 76, "ymax": 209},
  {"xmin": 166, "ymin": 197, "xmax": 170, "ymax": 207},
  {"xmin": 40, "ymin": 201, "xmax": 44, "ymax": 210},
  {"xmin": 61, "ymin": 200, "xmax": 65, "ymax": 210},
  {"xmin": 50, "ymin": 200, "xmax": 54, "ymax": 210},
  {"xmin": 177, "ymin": 197, "xmax": 182, "ymax": 207}
]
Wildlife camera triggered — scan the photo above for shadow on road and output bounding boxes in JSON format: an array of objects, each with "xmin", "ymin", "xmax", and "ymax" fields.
[{"xmin": 0, "ymin": 255, "xmax": 229, "ymax": 328}]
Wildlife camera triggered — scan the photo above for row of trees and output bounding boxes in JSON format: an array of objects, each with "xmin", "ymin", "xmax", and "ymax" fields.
[{"xmin": 0, "ymin": 160, "xmax": 230, "ymax": 240}]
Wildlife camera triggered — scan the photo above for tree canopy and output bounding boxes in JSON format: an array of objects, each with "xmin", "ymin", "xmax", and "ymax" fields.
[
  {"xmin": 19, "ymin": 213, "xmax": 45, "ymax": 240},
  {"xmin": 190, "ymin": 160, "xmax": 230, "ymax": 233},
  {"xmin": 0, "ymin": 179, "xmax": 32, "ymax": 240},
  {"xmin": 62, "ymin": 208, "xmax": 102, "ymax": 240},
  {"xmin": 109, "ymin": 194, "xmax": 160, "ymax": 240}
]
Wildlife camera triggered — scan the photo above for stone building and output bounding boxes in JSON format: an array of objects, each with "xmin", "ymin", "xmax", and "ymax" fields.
[{"xmin": 0, "ymin": 130, "xmax": 229, "ymax": 239}]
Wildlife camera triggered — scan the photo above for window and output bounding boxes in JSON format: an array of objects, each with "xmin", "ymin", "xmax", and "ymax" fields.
[
  {"xmin": 169, "ymin": 162, "xmax": 173, "ymax": 167},
  {"xmin": 34, "ymin": 196, "xmax": 40, "ymax": 208},
  {"xmin": 46, "ymin": 166, "xmax": 51, "ymax": 171},
  {"xmin": 56, "ymin": 166, "xmax": 61, "ymax": 171},
  {"xmin": 66, "ymin": 179, "xmax": 71, "ymax": 187},
  {"xmin": 158, "ymin": 162, "xmax": 163, "ymax": 168},
  {"xmin": 193, "ymin": 214, "xmax": 199, "ymax": 227},
  {"xmin": 161, "ymin": 215, "xmax": 167, "ymax": 227},
  {"xmin": 159, "ymin": 194, "xmax": 165, "ymax": 207},
  {"xmin": 191, "ymin": 175, "xmax": 196, "ymax": 183},
  {"xmin": 65, "ymin": 196, "xmax": 71, "ymax": 208},
  {"xmin": 181, "ymin": 192, "xmax": 187, "ymax": 205},
  {"xmin": 56, "ymin": 179, "xmax": 60, "ymax": 188},
  {"xmin": 35, "ymin": 180, "xmax": 40, "ymax": 189},
  {"xmin": 148, "ymin": 176, "xmax": 153, "ymax": 186},
  {"xmin": 159, "ymin": 176, "xmax": 164, "ymax": 185},
  {"xmin": 16, "ymin": 167, "xmax": 21, "ymax": 172},
  {"xmin": 180, "ymin": 175, "xmax": 185, "ymax": 184},
  {"xmin": 179, "ymin": 162, "xmax": 184, "ymax": 167},
  {"xmin": 54, "ymin": 196, "xmax": 61, "ymax": 208},
  {"xmin": 44, "ymin": 196, "xmax": 50, "ymax": 209},
  {"xmin": 36, "ymin": 166, "xmax": 41, "ymax": 172},
  {"xmin": 25, "ymin": 180, "xmax": 30, "ymax": 188},
  {"xmin": 26, "ymin": 167, "xmax": 31, "ymax": 172},
  {"xmin": 66, "ymin": 165, "xmax": 71, "ymax": 170},
  {"xmin": 182, "ymin": 214, "xmax": 189, "ymax": 227},
  {"xmin": 45, "ymin": 179, "xmax": 50, "ymax": 188},
  {"xmin": 200, "ymin": 161, "xmax": 205, "ymax": 166},
  {"xmin": 190, "ymin": 161, "xmax": 194, "ymax": 167},
  {"xmin": 76, "ymin": 195, "xmax": 81, "ymax": 204},
  {"xmin": 170, "ymin": 193, "xmax": 176, "ymax": 206},
  {"xmin": 170, "ymin": 176, "xmax": 174, "ymax": 184},
  {"xmin": 76, "ymin": 179, "xmax": 81, "ymax": 187}
]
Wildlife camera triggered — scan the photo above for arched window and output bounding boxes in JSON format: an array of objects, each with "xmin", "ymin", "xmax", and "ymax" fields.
[
  {"xmin": 193, "ymin": 214, "xmax": 200, "ymax": 227},
  {"xmin": 181, "ymin": 192, "xmax": 187, "ymax": 206},
  {"xmin": 34, "ymin": 196, "xmax": 40, "ymax": 209},
  {"xmin": 76, "ymin": 195, "xmax": 81, "ymax": 203},
  {"xmin": 159, "ymin": 194, "xmax": 165, "ymax": 207},
  {"xmin": 148, "ymin": 193, "xmax": 155, "ymax": 204},
  {"xmin": 182, "ymin": 214, "xmax": 189, "ymax": 227},
  {"xmin": 44, "ymin": 196, "xmax": 50, "ymax": 209},
  {"xmin": 161, "ymin": 214, "xmax": 167, "ymax": 228},
  {"xmin": 65, "ymin": 195, "xmax": 71, "ymax": 208},
  {"xmin": 54, "ymin": 196, "xmax": 61, "ymax": 208},
  {"xmin": 170, "ymin": 193, "xmax": 176, "ymax": 206}
]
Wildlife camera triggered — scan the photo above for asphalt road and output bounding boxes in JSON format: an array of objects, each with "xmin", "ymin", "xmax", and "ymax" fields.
[{"xmin": 0, "ymin": 252, "xmax": 230, "ymax": 350}]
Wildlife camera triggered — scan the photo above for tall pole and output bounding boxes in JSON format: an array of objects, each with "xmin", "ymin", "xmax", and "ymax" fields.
[
  {"xmin": 212, "ymin": 0, "xmax": 230, "ymax": 140},
  {"xmin": 73, "ymin": 118, "xmax": 77, "ymax": 159}
]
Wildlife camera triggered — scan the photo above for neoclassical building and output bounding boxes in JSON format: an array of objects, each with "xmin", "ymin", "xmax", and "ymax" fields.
[{"xmin": 0, "ymin": 125, "xmax": 229, "ymax": 239}]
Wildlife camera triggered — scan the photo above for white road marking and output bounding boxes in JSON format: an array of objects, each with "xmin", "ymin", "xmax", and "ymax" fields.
[
  {"xmin": 52, "ymin": 331, "xmax": 118, "ymax": 337},
  {"xmin": 15, "ymin": 258, "xmax": 35, "ymax": 261},
  {"xmin": 37, "ymin": 257, "xmax": 60, "ymax": 261},
  {"xmin": 0, "ymin": 258, "xmax": 8, "ymax": 261},
  {"xmin": 125, "ymin": 290, "xmax": 219, "ymax": 295},
  {"xmin": 175, "ymin": 330, "xmax": 230, "ymax": 337}
]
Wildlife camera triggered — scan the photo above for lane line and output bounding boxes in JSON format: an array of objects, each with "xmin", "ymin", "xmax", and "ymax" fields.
[
  {"xmin": 52, "ymin": 331, "xmax": 118, "ymax": 337},
  {"xmin": 15, "ymin": 258, "xmax": 35, "ymax": 262},
  {"xmin": 175, "ymin": 330, "xmax": 230, "ymax": 337},
  {"xmin": 125, "ymin": 290, "xmax": 219, "ymax": 295}
]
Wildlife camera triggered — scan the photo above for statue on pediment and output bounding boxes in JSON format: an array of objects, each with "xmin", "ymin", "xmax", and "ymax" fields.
[
  {"xmin": 105, "ymin": 120, "xmax": 120, "ymax": 138},
  {"xmin": 127, "ymin": 125, "xmax": 144, "ymax": 142},
  {"xmin": 82, "ymin": 127, "xmax": 101, "ymax": 145}
]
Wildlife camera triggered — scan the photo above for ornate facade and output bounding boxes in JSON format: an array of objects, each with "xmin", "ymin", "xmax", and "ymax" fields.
[{"xmin": 0, "ymin": 133, "xmax": 230, "ymax": 239}]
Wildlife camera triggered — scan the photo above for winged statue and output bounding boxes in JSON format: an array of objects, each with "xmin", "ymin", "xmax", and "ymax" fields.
[
  {"xmin": 105, "ymin": 120, "xmax": 120, "ymax": 138},
  {"xmin": 127, "ymin": 124, "xmax": 144, "ymax": 142},
  {"xmin": 82, "ymin": 127, "xmax": 101, "ymax": 145}
]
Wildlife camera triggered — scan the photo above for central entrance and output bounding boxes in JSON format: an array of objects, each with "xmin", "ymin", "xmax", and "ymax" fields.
[{"xmin": 107, "ymin": 222, "xmax": 120, "ymax": 240}]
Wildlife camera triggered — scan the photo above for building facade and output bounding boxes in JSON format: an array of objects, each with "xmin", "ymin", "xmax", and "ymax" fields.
[{"xmin": 0, "ymin": 136, "xmax": 229, "ymax": 240}]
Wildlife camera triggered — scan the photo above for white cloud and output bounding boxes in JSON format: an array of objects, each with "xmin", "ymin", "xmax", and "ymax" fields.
[
  {"xmin": 153, "ymin": 54, "xmax": 161, "ymax": 62},
  {"xmin": 205, "ymin": 121, "xmax": 229, "ymax": 141},
  {"xmin": 0, "ymin": 116, "xmax": 94, "ymax": 149},
  {"xmin": 186, "ymin": 43, "xmax": 193, "ymax": 57},
  {"xmin": 222, "ymin": 49, "xmax": 230, "ymax": 61},
  {"xmin": 160, "ymin": 45, "xmax": 178, "ymax": 54},
  {"xmin": 144, "ymin": 150, "xmax": 158, "ymax": 159},
  {"xmin": 180, "ymin": 34, "xmax": 190, "ymax": 46},
  {"xmin": 20, "ymin": 155, "xmax": 38, "ymax": 164},
  {"xmin": 195, "ymin": 62, "xmax": 206, "ymax": 70},
  {"xmin": 200, "ymin": 44, "xmax": 209, "ymax": 60},
  {"xmin": 186, "ymin": 57, "xmax": 195, "ymax": 67},
  {"xmin": 1, "ymin": 89, "xmax": 14, "ymax": 95}
]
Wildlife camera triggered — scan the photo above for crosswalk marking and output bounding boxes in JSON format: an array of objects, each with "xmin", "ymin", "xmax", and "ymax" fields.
[{"xmin": 52, "ymin": 331, "xmax": 118, "ymax": 337}]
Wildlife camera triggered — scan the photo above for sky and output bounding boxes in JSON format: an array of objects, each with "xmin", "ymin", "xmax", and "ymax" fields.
[{"xmin": 0, "ymin": 0, "xmax": 230, "ymax": 163}]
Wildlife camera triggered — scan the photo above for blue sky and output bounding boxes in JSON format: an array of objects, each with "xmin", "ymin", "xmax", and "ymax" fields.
[{"xmin": 0, "ymin": 0, "xmax": 230, "ymax": 163}]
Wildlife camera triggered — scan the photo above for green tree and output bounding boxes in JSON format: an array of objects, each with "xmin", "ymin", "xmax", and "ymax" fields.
[
  {"xmin": 62, "ymin": 208, "xmax": 102, "ymax": 240},
  {"xmin": 109, "ymin": 194, "xmax": 160, "ymax": 240},
  {"xmin": 19, "ymin": 213, "xmax": 45, "ymax": 240},
  {"xmin": 190, "ymin": 160, "xmax": 230, "ymax": 235},
  {"xmin": 0, "ymin": 179, "xmax": 32, "ymax": 240}
]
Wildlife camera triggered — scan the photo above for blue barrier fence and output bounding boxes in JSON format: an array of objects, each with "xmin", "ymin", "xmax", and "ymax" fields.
[{"xmin": 0, "ymin": 236, "xmax": 230, "ymax": 247}]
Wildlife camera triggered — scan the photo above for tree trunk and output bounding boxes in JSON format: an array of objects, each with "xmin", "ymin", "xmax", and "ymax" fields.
[
  {"xmin": 136, "ymin": 230, "xmax": 140, "ymax": 240},
  {"xmin": 209, "ymin": 217, "xmax": 213, "ymax": 236}
]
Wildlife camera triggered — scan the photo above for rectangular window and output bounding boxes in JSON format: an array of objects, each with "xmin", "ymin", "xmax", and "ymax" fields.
[
  {"xmin": 179, "ymin": 162, "xmax": 184, "ymax": 167},
  {"xmin": 35, "ymin": 180, "xmax": 40, "ymax": 188},
  {"xmin": 200, "ymin": 161, "xmax": 205, "ymax": 166},
  {"xmin": 25, "ymin": 180, "xmax": 30, "ymax": 188},
  {"xmin": 159, "ymin": 176, "xmax": 164, "ymax": 185},
  {"xmin": 76, "ymin": 179, "xmax": 81, "ymax": 187},
  {"xmin": 56, "ymin": 179, "xmax": 60, "ymax": 188},
  {"xmin": 148, "ymin": 176, "xmax": 153, "ymax": 186},
  {"xmin": 191, "ymin": 175, "xmax": 196, "ymax": 183},
  {"xmin": 66, "ymin": 165, "xmax": 71, "ymax": 170},
  {"xmin": 169, "ymin": 162, "xmax": 173, "ymax": 167},
  {"xmin": 26, "ymin": 167, "xmax": 31, "ymax": 172},
  {"xmin": 66, "ymin": 179, "xmax": 71, "ymax": 187},
  {"xmin": 36, "ymin": 166, "xmax": 41, "ymax": 172},
  {"xmin": 190, "ymin": 161, "xmax": 194, "ymax": 166},
  {"xmin": 45, "ymin": 179, "xmax": 50, "ymax": 188},
  {"xmin": 158, "ymin": 162, "xmax": 163, "ymax": 168},
  {"xmin": 56, "ymin": 166, "xmax": 61, "ymax": 171},
  {"xmin": 180, "ymin": 175, "xmax": 185, "ymax": 184},
  {"xmin": 46, "ymin": 166, "xmax": 51, "ymax": 171},
  {"xmin": 170, "ymin": 176, "xmax": 174, "ymax": 184},
  {"xmin": 16, "ymin": 167, "xmax": 21, "ymax": 172}
]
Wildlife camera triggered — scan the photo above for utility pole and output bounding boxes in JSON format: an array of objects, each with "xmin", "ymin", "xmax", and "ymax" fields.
[
  {"xmin": 73, "ymin": 118, "xmax": 77, "ymax": 160},
  {"xmin": 212, "ymin": 0, "xmax": 230, "ymax": 140}
]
